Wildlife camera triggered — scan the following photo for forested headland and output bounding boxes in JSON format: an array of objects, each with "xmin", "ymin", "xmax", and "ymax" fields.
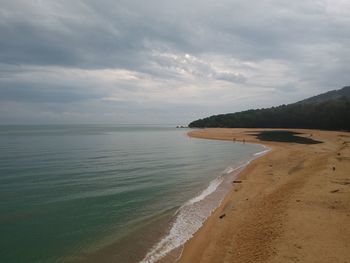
[{"xmin": 189, "ymin": 86, "xmax": 350, "ymax": 130}]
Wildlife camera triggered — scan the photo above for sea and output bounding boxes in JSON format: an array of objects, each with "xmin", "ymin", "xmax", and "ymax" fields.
[{"xmin": 0, "ymin": 125, "xmax": 266, "ymax": 263}]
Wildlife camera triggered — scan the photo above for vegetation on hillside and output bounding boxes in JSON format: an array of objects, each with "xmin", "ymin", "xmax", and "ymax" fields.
[{"xmin": 189, "ymin": 86, "xmax": 350, "ymax": 130}]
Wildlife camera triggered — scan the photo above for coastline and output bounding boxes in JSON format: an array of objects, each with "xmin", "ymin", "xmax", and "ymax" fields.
[
  {"xmin": 177, "ymin": 128, "xmax": 350, "ymax": 263},
  {"xmin": 141, "ymin": 137, "xmax": 267, "ymax": 263}
]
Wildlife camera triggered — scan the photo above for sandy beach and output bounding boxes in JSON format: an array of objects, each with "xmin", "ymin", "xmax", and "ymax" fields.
[{"xmin": 178, "ymin": 128, "xmax": 350, "ymax": 263}]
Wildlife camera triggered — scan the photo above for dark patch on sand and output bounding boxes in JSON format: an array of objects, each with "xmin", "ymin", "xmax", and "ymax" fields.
[{"xmin": 249, "ymin": 131, "xmax": 323, "ymax": 144}]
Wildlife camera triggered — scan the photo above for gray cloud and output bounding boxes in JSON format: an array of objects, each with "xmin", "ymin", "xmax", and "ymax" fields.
[{"xmin": 0, "ymin": 0, "xmax": 349, "ymax": 124}]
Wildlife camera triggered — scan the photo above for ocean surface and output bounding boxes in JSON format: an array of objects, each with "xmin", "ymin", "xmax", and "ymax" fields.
[{"xmin": 0, "ymin": 125, "xmax": 265, "ymax": 263}]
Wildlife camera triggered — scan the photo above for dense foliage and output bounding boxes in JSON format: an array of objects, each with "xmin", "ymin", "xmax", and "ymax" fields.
[{"xmin": 189, "ymin": 90, "xmax": 350, "ymax": 130}]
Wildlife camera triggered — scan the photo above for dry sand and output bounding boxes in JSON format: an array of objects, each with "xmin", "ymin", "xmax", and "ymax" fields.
[{"xmin": 177, "ymin": 128, "xmax": 350, "ymax": 263}]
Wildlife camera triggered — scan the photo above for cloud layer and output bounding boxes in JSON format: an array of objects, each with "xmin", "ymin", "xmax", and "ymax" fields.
[{"xmin": 1, "ymin": 0, "xmax": 349, "ymax": 124}]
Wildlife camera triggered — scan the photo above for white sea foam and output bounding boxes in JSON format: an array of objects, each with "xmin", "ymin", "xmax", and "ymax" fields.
[
  {"xmin": 139, "ymin": 165, "xmax": 244, "ymax": 263},
  {"xmin": 253, "ymin": 146, "xmax": 271, "ymax": 156},
  {"xmin": 187, "ymin": 177, "xmax": 223, "ymax": 205},
  {"xmin": 222, "ymin": 166, "xmax": 235, "ymax": 174},
  {"xmin": 140, "ymin": 145, "xmax": 270, "ymax": 263},
  {"xmin": 224, "ymin": 162, "xmax": 251, "ymax": 174},
  {"xmin": 139, "ymin": 180, "xmax": 220, "ymax": 263}
]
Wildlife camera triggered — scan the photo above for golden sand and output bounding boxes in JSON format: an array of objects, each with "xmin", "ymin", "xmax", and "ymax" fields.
[{"xmin": 178, "ymin": 128, "xmax": 350, "ymax": 263}]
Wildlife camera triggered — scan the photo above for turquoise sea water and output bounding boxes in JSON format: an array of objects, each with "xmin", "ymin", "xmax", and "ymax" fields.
[{"xmin": 0, "ymin": 125, "xmax": 264, "ymax": 263}]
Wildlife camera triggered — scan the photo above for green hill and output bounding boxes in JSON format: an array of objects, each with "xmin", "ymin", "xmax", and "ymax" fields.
[{"xmin": 189, "ymin": 86, "xmax": 350, "ymax": 130}]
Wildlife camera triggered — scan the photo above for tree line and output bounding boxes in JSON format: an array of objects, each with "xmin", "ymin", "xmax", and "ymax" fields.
[{"xmin": 189, "ymin": 97, "xmax": 350, "ymax": 130}]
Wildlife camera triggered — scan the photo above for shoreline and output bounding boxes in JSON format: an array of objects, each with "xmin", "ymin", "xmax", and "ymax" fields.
[
  {"xmin": 177, "ymin": 128, "xmax": 350, "ymax": 263},
  {"xmin": 141, "ymin": 137, "xmax": 267, "ymax": 263}
]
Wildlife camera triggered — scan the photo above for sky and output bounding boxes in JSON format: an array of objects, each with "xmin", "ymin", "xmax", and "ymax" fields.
[{"xmin": 0, "ymin": 0, "xmax": 349, "ymax": 124}]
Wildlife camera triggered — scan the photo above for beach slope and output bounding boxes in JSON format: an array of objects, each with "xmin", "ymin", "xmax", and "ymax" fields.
[{"xmin": 179, "ymin": 128, "xmax": 350, "ymax": 263}]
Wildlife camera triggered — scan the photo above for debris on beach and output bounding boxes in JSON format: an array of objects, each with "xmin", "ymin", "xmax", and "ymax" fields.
[{"xmin": 219, "ymin": 214, "xmax": 226, "ymax": 219}]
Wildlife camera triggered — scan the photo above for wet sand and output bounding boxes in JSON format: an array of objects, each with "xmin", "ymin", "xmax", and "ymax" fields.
[{"xmin": 178, "ymin": 128, "xmax": 350, "ymax": 263}]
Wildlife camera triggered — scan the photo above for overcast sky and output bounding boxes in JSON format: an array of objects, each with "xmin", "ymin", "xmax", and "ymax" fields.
[{"xmin": 0, "ymin": 0, "xmax": 349, "ymax": 124}]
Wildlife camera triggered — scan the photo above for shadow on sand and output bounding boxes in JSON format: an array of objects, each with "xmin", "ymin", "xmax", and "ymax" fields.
[{"xmin": 249, "ymin": 130, "xmax": 323, "ymax": 144}]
